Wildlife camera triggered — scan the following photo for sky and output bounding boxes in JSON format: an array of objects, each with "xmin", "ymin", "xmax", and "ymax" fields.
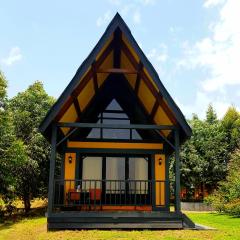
[{"xmin": 0, "ymin": 0, "xmax": 239, "ymax": 119}]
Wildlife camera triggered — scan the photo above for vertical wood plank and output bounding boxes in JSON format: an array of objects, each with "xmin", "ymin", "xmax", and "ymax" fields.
[
  {"xmin": 47, "ymin": 123, "xmax": 57, "ymax": 216},
  {"xmin": 174, "ymin": 129, "xmax": 181, "ymax": 213}
]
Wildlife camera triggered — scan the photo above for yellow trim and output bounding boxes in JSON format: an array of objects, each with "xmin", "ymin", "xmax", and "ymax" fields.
[
  {"xmin": 64, "ymin": 153, "xmax": 76, "ymax": 201},
  {"xmin": 97, "ymin": 50, "xmax": 113, "ymax": 87},
  {"xmin": 67, "ymin": 141, "xmax": 163, "ymax": 150},
  {"xmin": 77, "ymin": 79, "xmax": 95, "ymax": 111},
  {"xmin": 154, "ymin": 106, "xmax": 172, "ymax": 136},
  {"xmin": 155, "ymin": 154, "xmax": 165, "ymax": 206},
  {"xmin": 122, "ymin": 34, "xmax": 140, "ymax": 63},
  {"xmin": 143, "ymin": 67, "xmax": 158, "ymax": 91},
  {"xmin": 95, "ymin": 34, "xmax": 113, "ymax": 60},
  {"xmin": 138, "ymin": 80, "xmax": 156, "ymax": 113},
  {"xmin": 59, "ymin": 104, "xmax": 78, "ymax": 135},
  {"xmin": 121, "ymin": 51, "xmax": 136, "ymax": 88}
]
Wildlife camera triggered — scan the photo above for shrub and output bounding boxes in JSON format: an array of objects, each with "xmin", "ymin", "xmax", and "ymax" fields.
[{"xmin": 205, "ymin": 150, "xmax": 240, "ymax": 216}]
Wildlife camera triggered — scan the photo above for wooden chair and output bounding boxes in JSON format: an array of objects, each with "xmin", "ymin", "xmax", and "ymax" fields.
[
  {"xmin": 67, "ymin": 189, "xmax": 81, "ymax": 203},
  {"xmin": 89, "ymin": 188, "xmax": 102, "ymax": 210}
]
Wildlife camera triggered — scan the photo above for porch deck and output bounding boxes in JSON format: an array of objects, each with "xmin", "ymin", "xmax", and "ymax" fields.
[
  {"xmin": 47, "ymin": 211, "xmax": 189, "ymax": 230},
  {"xmin": 53, "ymin": 179, "xmax": 166, "ymax": 212}
]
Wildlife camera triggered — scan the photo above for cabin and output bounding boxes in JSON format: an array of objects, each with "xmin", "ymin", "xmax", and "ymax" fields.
[{"xmin": 39, "ymin": 13, "xmax": 195, "ymax": 230}]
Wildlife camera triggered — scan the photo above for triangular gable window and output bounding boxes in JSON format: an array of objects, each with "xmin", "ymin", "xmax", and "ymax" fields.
[{"xmin": 87, "ymin": 99, "xmax": 142, "ymax": 140}]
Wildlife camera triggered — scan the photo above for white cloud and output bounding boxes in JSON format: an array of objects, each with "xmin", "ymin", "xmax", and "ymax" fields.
[
  {"xmin": 177, "ymin": 91, "xmax": 233, "ymax": 119},
  {"xmin": 96, "ymin": 11, "xmax": 113, "ymax": 27},
  {"xmin": 133, "ymin": 10, "xmax": 141, "ymax": 24},
  {"xmin": 108, "ymin": 0, "xmax": 121, "ymax": 6},
  {"xmin": 107, "ymin": 0, "xmax": 156, "ymax": 25},
  {"xmin": 1, "ymin": 47, "xmax": 22, "ymax": 66},
  {"xmin": 137, "ymin": 0, "xmax": 156, "ymax": 6},
  {"xmin": 178, "ymin": 0, "xmax": 240, "ymax": 92},
  {"xmin": 204, "ymin": 0, "xmax": 225, "ymax": 8},
  {"xmin": 147, "ymin": 43, "xmax": 168, "ymax": 63}
]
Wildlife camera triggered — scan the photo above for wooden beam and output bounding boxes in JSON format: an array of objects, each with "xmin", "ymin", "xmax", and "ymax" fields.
[
  {"xmin": 97, "ymin": 68, "xmax": 137, "ymax": 74},
  {"xmin": 174, "ymin": 129, "xmax": 181, "ymax": 213},
  {"xmin": 150, "ymin": 99, "xmax": 159, "ymax": 120},
  {"xmin": 57, "ymin": 122, "xmax": 176, "ymax": 130},
  {"xmin": 55, "ymin": 70, "xmax": 92, "ymax": 122},
  {"xmin": 92, "ymin": 61, "xmax": 98, "ymax": 93},
  {"xmin": 72, "ymin": 95, "xmax": 82, "ymax": 119},
  {"xmin": 95, "ymin": 41, "xmax": 114, "ymax": 69},
  {"xmin": 55, "ymin": 39, "xmax": 115, "ymax": 122},
  {"xmin": 47, "ymin": 124, "xmax": 57, "ymax": 215},
  {"xmin": 135, "ymin": 61, "xmax": 143, "ymax": 93},
  {"xmin": 113, "ymin": 28, "xmax": 122, "ymax": 68},
  {"xmin": 121, "ymin": 40, "xmax": 177, "ymax": 125}
]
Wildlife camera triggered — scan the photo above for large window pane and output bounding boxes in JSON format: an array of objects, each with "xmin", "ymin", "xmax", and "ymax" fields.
[
  {"xmin": 82, "ymin": 157, "xmax": 102, "ymax": 189},
  {"xmin": 129, "ymin": 157, "xmax": 148, "ymax": 194},
  {"xmin": 106, "ymin": 157, "xmax": 125, "ymax": 192}
]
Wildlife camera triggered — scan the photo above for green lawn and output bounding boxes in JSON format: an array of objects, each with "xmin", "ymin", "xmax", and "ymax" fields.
[{"xmin": 0, "ymin": 212, "xmax": 240, "ymax": 240}]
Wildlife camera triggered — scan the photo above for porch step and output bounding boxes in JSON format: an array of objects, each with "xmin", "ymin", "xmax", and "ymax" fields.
[{"xmin": 47, "ymin": 211, "xmax": 189, "ymax": 230}]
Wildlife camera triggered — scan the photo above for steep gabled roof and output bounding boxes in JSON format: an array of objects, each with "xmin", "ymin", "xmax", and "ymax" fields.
[{"xmin": 39, "ymin": 13, "xmax": 191, "ymax": 142}]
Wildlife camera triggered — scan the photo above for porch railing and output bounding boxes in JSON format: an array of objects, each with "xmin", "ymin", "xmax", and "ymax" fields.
[{"xmin": 53, "ymin": 179, "xmax": 165, "ymax": 210}]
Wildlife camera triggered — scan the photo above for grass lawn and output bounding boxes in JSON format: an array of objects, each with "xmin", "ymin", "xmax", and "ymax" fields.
[{"xmin": 0, "ymin": 212, "xmax": 239, "ymax": 240}]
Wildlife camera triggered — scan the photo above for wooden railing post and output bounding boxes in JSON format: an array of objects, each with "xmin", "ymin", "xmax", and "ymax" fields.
[
  {"xmin": 47, "ymin": 123, "xmax": 57, "ymax": 216},
  {"xmin": 174, "ymin": 129, "xmax": 181, "ymax": 213}
]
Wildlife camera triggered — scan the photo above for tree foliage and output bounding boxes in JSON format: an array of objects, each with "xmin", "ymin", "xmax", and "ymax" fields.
[
  {"xmin": 178, "ymin": 105, "xmax": 239, "ymax": 200},
  {"xmin": 8, "ymin": 81, "xmax": 55, "ymax": 212},
  {"xmin": 205, "ymin": 150, "xmax": 240, "ymax": 216}
]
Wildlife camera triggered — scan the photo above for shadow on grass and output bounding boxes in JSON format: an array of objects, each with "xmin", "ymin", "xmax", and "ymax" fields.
[{"xmin": 0, "ymin": 207, "xmax": 46, "ymax": 231}]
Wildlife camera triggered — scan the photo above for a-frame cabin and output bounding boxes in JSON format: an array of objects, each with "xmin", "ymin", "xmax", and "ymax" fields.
[{"xmin": 40, "ymin": 13, "xmax": 195, "ymax": 230}]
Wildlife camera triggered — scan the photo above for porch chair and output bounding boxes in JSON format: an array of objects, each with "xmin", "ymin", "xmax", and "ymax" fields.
[
  {"xmin": 67, "ymin": 189, "xmax": 81, "ymax": 207},
  {"xmin": 89, "ymin": 188, "xmax": 102, "ymax": 210}
]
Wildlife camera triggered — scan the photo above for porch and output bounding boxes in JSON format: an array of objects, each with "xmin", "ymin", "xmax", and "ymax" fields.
[{"xmin": 54, "ymin": 179, "xmax": 166, "ymax": 211}]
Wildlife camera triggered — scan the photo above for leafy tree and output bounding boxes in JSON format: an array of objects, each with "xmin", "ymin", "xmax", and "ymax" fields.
[
  {"xmin": 0, "ymin": 72, "xmax": 17, "ymax": 197},
  {"xmin": 222, "ymin": 106, "xmax": 240, "ymax": 152},
  {"xmin": 179, "ymin": 106, "xmax": 228, "ymax": 200},
  {"xmin": 9, "ymin": 81, "xmax": 55, "ymax": 212},
  {"xmin": 206, "ymin": 149, "xmax": 240, "ymax": 216},
  {"xmin": 0, "ymin": 71, "xmax": 7, "ymax": 108},
  {"xmin": 206, "ymin": 104, "xmax": 217, "ymax": 124}
]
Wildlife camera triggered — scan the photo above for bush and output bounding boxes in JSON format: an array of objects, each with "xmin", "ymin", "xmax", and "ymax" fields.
[
  {"xmin": 224, "ymin": 198, "xmax": 240, "ymax": 216},
  {"xmin": 205, "ymin": 150, "xmax": 240, "ymax": 216}
]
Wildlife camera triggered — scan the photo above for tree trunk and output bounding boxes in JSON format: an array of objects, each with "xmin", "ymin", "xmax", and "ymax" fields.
[{"xmin": 23, "ymin": 195, "xmax": 31, "ymax": 213}]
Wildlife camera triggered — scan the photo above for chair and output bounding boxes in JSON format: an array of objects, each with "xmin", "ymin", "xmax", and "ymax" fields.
[
  {"xmin": 67, "ymin": 189, "xmax": 81, "ymax": 203},
  {"xmin": 89, "ymin": 188, "xmax": 102, "ymax": 210}
]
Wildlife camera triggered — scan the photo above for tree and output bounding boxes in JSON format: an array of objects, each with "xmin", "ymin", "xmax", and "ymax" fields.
[
  {"xmin": 222, "ymin": 106, "xmax": 240, "ymax": 153},
  {"xmin": 179, "ymin": 106, "xmax": 228, "ymax": 200},
  {"xmin": 9, "ymin": 81, "xmax": 55, "ymax": 212},
  {"xmin": 206, "ymin": 104, "xmax": 217, "ymax": 124},
  {"xmin": 206, "ymin": 149, "xmax": 240, "ymax": 216},
  {"xmin": 0, "ymin": 71, "xmax": 7, "ymax": 108},
  {"xmin": 0, "ymin": 72, "xmax": 17, "ymax": 197}
]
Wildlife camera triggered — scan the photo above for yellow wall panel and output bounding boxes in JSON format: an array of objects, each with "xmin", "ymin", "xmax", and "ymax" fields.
[
  {"xmin": 155, "ymin": 154, "xmax": 165, "ymax": 206},
  {"xmin": 59, "ymin": 103, "xmax": 78, "ymax": 135},
  {"xmin": 122, "ymin": 35, "xmax": 140, "ymax": 62},
  {"xmin": 97, "ymin": 73, "xmax": 109, "ymax": 87},
  {"xmin": 121, "ymin": 52, "xmax": 136, "ymax": 88},
  {"xmin": 121, "ymin": 51, "xmax": 135, "ymax": 70},
  {"xmin": 100, "ymin": 50, "xmax": 113, "ymax": 69},
  {"xmin": 96, "ymin": 50, "xmax": 113, "ymax": 87},
  {"xmin": 77, "ymin": 79, "xmax": 95, "ymax": 110},
  {"xmin": 64, "ymin": 152, "xmax": 76, "ymax": 200},
  {"xmin": 138, "ymin": 81, "xmax": 155, "ymax": 113},
  {"xmin": 95, "ymin": 35, "xmax": 113, "ymax": 60},
  {"xmin": 154, "ymin": 106, "xmax": 172, "ymax": 136},
  {"xmin": 67, "ymin": 141, "xmax": 163, "ymax": 150},
  {"xmin": 143, "ymin": 68, "xmax": 158, "ymax": 91}
]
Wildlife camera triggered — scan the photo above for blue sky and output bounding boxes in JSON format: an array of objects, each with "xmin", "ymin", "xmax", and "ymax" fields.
[{"xmin": 0, "ymin": 0, "xmax": 239, "ymax": 119}]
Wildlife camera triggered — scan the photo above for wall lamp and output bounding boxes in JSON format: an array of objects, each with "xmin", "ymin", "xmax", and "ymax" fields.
[{"xmin": 68, "ymin": 154, "xmax": 73, "ymax": 164}]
